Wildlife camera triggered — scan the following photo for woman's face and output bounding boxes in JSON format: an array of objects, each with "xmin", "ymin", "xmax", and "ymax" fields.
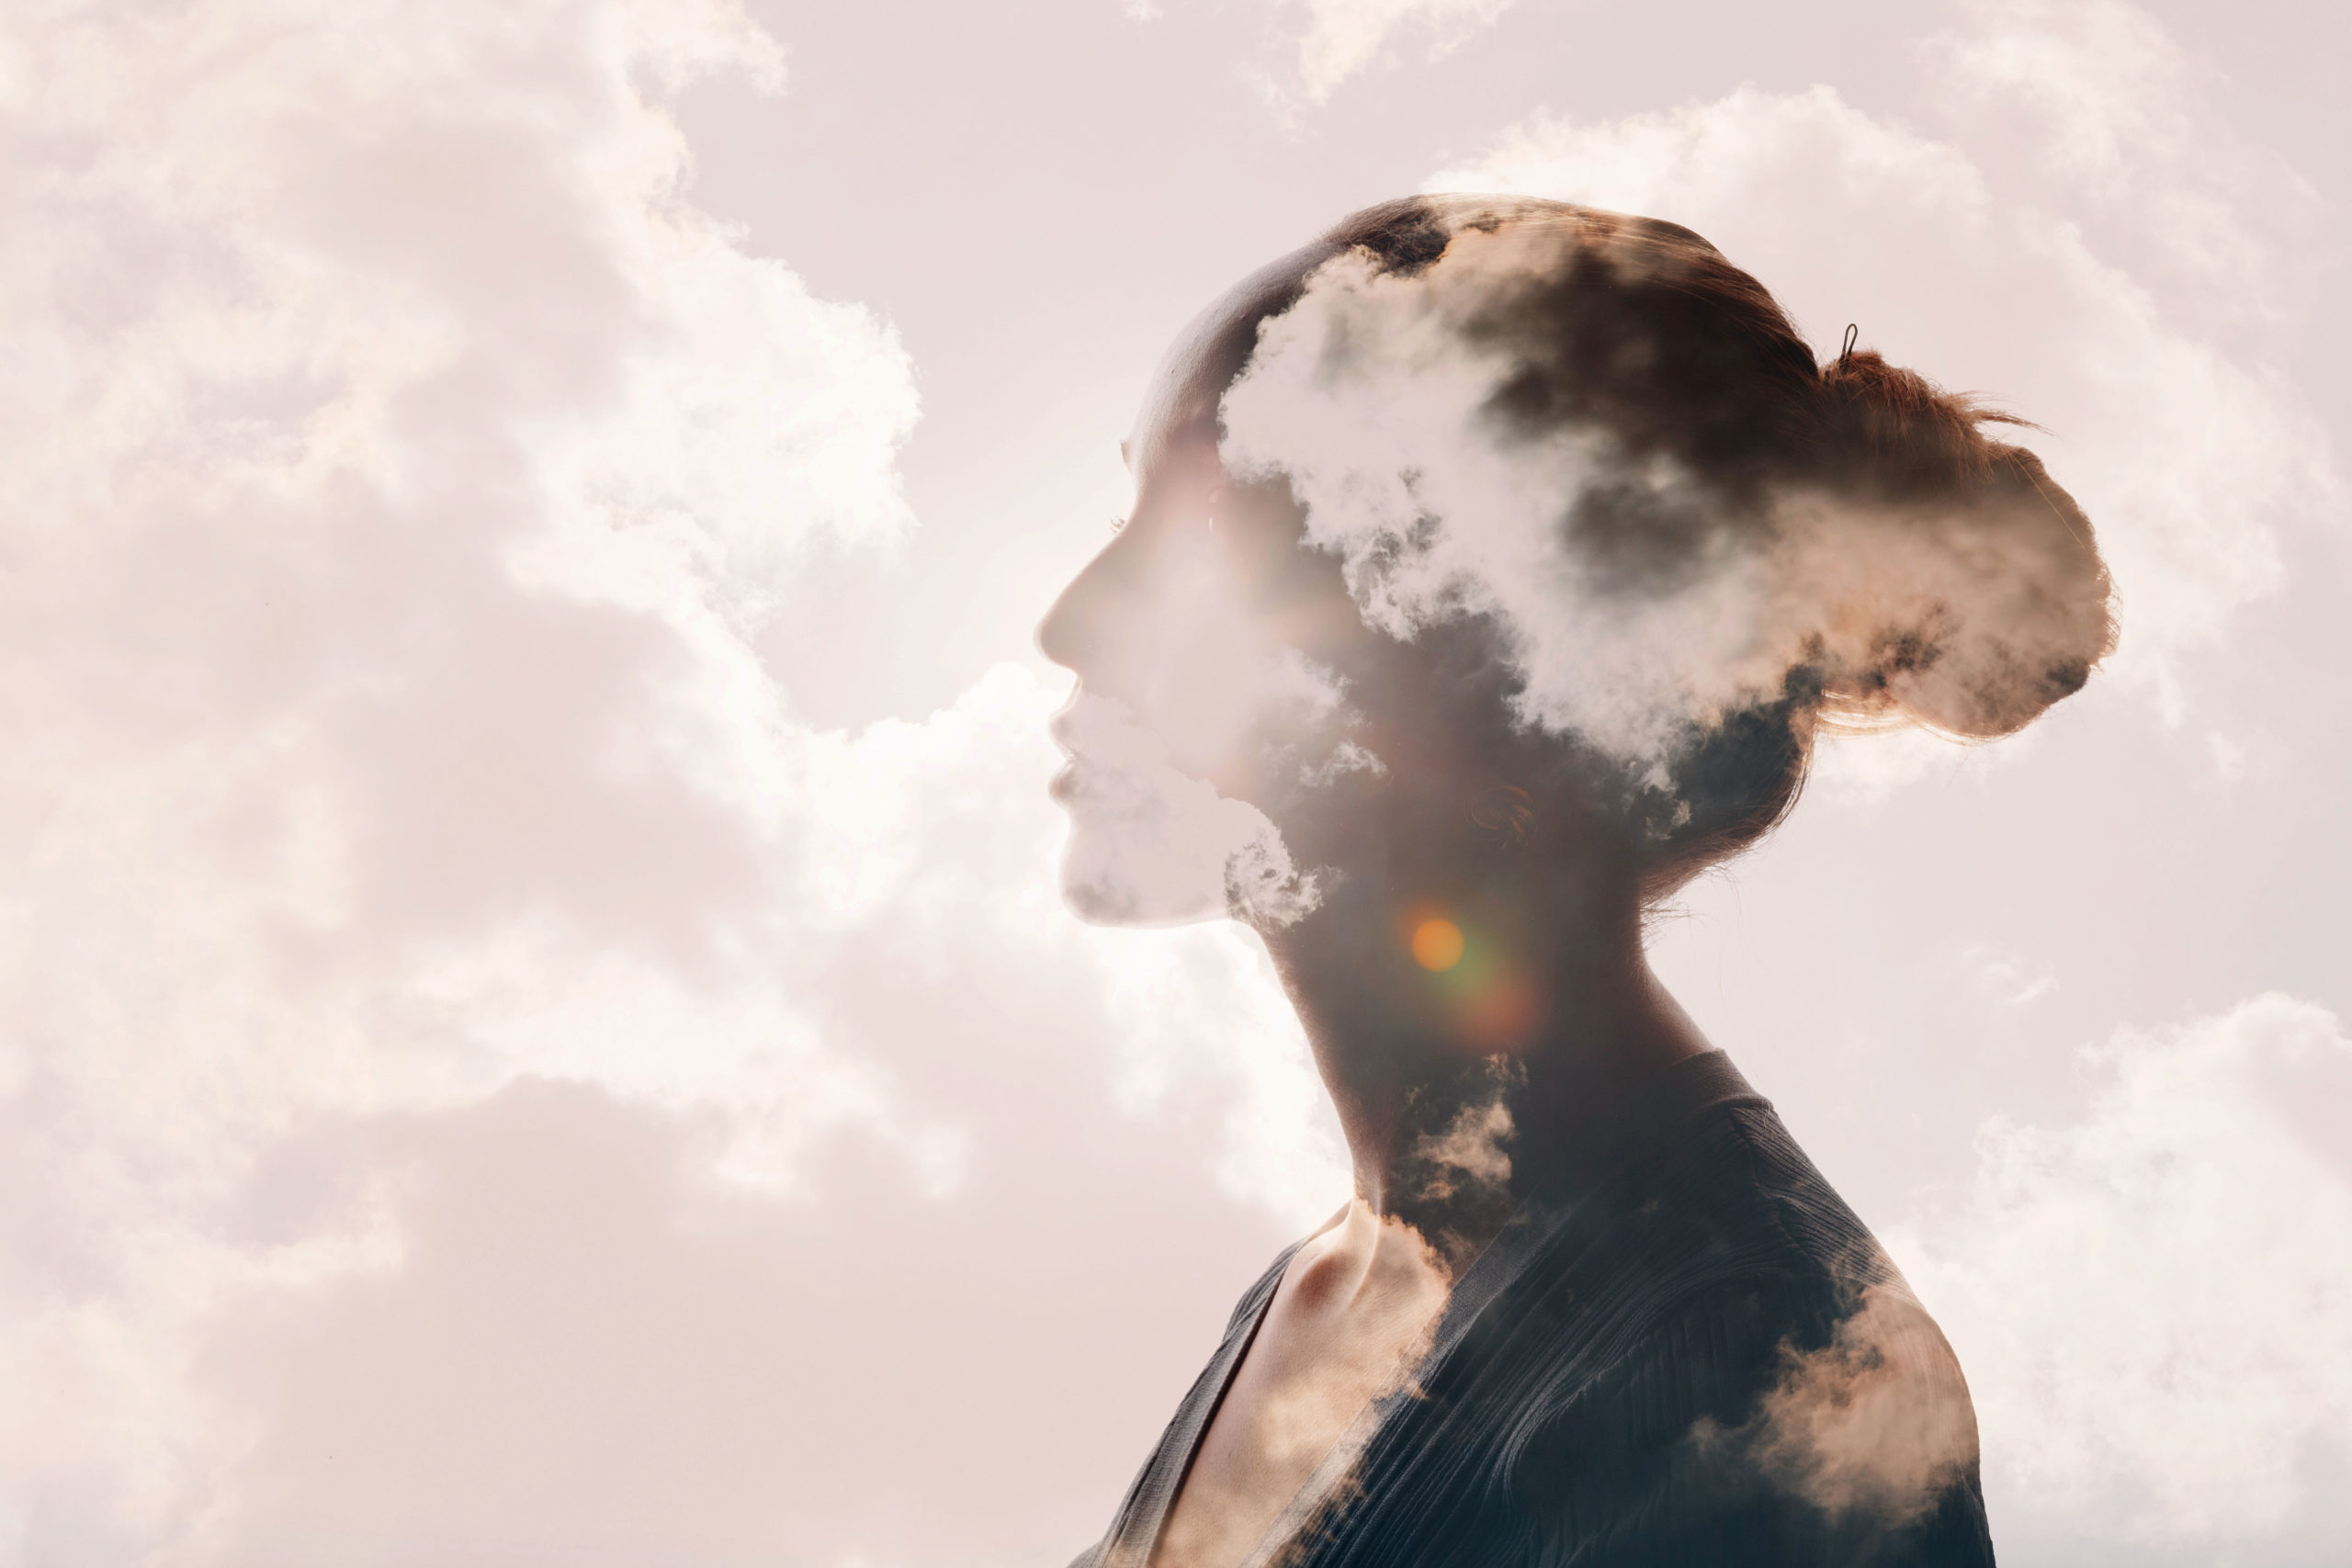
[
  {"xmin": 1038, "ymin": 367, "xmax": 1587, "ymax": 1066},
  {"xmin": 1037, "ymin": 376, "xmax": 1386, "ymax": 928},
  {"xmin": 1035, "ymin": 246, "xmax": 1622, "ymax": 942}
]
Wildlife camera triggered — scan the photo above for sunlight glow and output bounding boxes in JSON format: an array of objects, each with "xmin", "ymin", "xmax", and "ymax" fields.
[{"xmin": 1411, "ymin": 918, "xmax": 1465, "ymax": 972}]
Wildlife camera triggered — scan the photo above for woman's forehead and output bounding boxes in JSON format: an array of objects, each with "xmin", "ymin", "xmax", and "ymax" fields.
[{"xmin": 1127, "ymin": 239, "xmax": 1342, "ymax": 477}]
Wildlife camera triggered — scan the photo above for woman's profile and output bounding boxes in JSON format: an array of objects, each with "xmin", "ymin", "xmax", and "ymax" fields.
[{"xmin": 1040, "ymin": 196, "xmax": 2113, "ymax": 1568}]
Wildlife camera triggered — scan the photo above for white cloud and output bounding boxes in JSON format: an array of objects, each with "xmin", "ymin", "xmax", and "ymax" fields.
[
  {"xmin": 0, "ymin": 0, "xmax": 1340, "ymax": 1555},
  {"xmin": 1287, "ymin": 0, "xmax": 1511, "ymax": 102},
  {"xmin": 0, "ymin": 0, "xmax": 893, "ymax": 1540},
  {"xmin": 1428, "ymin": 11, "xmax": 2334, "ymax": 729},
  {"xmin": 7, "ymin": 0, "xmax": 2334, "ymax": 1560},
  {"xmin": 1804, "ymin": 721, "xmax": 2031, "ymax": 806},
  {"xmin": 1697, "ymin": 1281, "xmax": 1982, "ymax": 1534},
  {"xmin": 1134, "ymin": 0, "xmax": 1516, "ymax": 106},
  {"xmin": 1890, "ymin": 994, "xmax": 2352, "ymax": 1545},
  {"xmin": 1098, "ymin": 916, "xmax": 1348, "ymax": 1224},
  {"xmin": 1961, "ymin": 942, "xmax": 2058, "ymax": 1008},
  {"xmin": 1923, "ymin": 0, "xmax": 2313, "ymax": 301}
]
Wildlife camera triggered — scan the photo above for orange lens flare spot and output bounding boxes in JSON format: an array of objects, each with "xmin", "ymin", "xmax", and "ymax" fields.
[{"xmin": 1411, "ymin": 919, "xmax": 1465, "ymax": 972}]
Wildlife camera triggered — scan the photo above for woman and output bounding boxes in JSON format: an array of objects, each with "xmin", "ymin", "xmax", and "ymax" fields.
[{"xmin": 1041, "ymin": 196, "xmax": 2112, "ymax": 1568}]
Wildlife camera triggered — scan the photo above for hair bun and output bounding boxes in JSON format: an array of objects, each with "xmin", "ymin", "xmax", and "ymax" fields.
[{"xmin": 1803, "ymin": 350, "xmax": 2117, "ymax": 739}]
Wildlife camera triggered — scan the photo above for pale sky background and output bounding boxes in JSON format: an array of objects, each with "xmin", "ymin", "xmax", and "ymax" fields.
[{"xmin": 1, "ymin": 1, "xmax": 2347, "ymax": 1565}]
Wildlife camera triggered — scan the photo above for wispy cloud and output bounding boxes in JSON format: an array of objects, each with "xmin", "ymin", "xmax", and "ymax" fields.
[
  {"xmin": 0, "ymin": 0, "xmax": 1340, "ymax": 1552},
  {"xmin": 1891, "ymin": 994, "xmax": 2352, "ymax": 1548},
  {"xmin": 1129, "ymin": 0, "xmax": 1517, "ymax": 106}
]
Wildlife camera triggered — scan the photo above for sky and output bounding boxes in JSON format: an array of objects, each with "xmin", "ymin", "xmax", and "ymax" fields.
[{"xmin": 0, "ymin": 0, "xmax": 2346, "ymax": 1564}]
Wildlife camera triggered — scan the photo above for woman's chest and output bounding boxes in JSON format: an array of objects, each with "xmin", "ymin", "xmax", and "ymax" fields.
[{"xmin": 1149, "ymin": 1224, "xmax": 1450, "ymax": 1568}]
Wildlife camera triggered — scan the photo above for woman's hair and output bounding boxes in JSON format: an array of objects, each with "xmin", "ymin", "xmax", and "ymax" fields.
[{"xmin": 1308, "ymin": 197, "xmax": 2117, "ymax": 903}]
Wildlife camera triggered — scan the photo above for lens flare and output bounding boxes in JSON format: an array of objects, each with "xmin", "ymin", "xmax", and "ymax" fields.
[{"xmin": 1411, "ymin": 919, "xmax": 1465, "ymax": 972}]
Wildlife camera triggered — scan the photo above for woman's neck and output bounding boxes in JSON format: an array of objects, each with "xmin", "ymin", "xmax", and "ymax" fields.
[{"xmin": 1262, "ymin": 897, "xmax": 1710, "ymax": 1269}]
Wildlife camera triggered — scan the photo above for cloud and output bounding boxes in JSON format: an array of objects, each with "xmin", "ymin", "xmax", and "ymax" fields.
[
  {"xmin": 0, "ymin": 0, "xmax": 1342, "ymax": 1556},
  {"xmin": 1428, "ymin": 6, "xmax": 2334, "ymax": 728},
  {"xmin": 1050, "ymin": 682, "xmax": 1333, "ymax": 931},
  {"xmin": 1889, "ymin": 994, "xmax": 2352, "ymax": 1546},
  {"xmin": 1697, "ymin": 1280, "xmax": 1983, "ymax": 1537},
  {"xmin": 6, "ymin": 0, "xmax": 2334, "ymax": 1560},
  {"xmin": 1285, "ymin": 0, "xmax": 1512, "ymax": 102},
  {"xmin": 1130, "ymin": 0, "xmax": 1516, "ymax": 106},
  {"xmin": 0, "ymin": 0, "xmax": 899, "ymax": 1541},
  {"xmin": 1962, "ymin": 942, "xmax": 2058, "ymax": 1008}
]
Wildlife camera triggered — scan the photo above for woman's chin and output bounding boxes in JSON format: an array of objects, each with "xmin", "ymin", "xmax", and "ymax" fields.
[
  {"xmin": 1056, "ymin": 826, "xmax": 1232, "ymax": 929},
  {"xmin": 1049, "ymin": 757, "xmax": 1323, "ymax": 929}
]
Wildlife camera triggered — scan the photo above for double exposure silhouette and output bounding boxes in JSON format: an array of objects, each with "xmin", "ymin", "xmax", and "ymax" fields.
[{"xmin": 1041, "ymin": 196, "xmax": 2113, "ymax": 1568}]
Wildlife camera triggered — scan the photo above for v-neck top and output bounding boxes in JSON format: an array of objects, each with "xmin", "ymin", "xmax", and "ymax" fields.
[{"xmin": 1070, "ymin": 1051, "xmax": 1996, "ymax": 1568}]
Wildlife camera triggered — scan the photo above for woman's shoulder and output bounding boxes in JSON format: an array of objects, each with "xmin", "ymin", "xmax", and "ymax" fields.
[
  {"xmin": 1508, "ymin": 1272, "xmax": 1992, "ymax": 1568},
  {"xmin": 1610, "ymin": 1064, "xmax": 1900, "ymax": 1303},
  {"xmin": 1592, "ymin": 1089, "xmax": 1966, "ymax": 1396},
  {"xmin": 1494, "ymin": 1090, "xmax": 1992, "ymax": 1564},
  {"xmin": 1219, "ymin": 1233, "xmax": 1310, "ymax": 1338}
]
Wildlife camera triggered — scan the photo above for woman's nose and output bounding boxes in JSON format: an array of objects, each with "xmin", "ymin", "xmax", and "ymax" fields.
[
  {"xmin": 1037, "ymin": 529, "xmax": 1138, "ymax": 678},
  {"xmin": 1035, "ymin": 567, "xmax": 1091, "ymax": 674}
]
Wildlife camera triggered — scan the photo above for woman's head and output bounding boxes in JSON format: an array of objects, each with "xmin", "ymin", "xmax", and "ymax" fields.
[{"xmin": 1041, "ymin": 196, "xmax": 2114, "ymax": 945}]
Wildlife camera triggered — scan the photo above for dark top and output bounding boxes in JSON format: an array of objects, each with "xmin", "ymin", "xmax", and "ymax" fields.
[{"xmin": 1074, "ymin": 1051, "xmax": 1995, "ymax": 1568}]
